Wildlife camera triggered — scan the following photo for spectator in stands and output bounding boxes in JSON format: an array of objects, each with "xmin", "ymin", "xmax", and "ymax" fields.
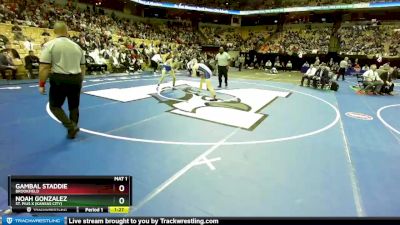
[
  {"xmin": 300, "ymin": 64, "xmax": 316, "ymax": 87},
  {"xmin": 302, "ymin": 61, "xmax": 309, "ymax": 68},
  {"xmin": 24, "ymin": 50, "xmax": 39, "ymax": 79},
  {"xmin": 12, "ymin": 22, "xmax": 24, "ymax": 41},
  {"xmin": 0, "ymin": 35, "xmax": 9, "ymax": 49},
  {"xmin": 88, "ymin": 48, "xmax": 107, "ymax": 74},
  {"xmin": 4, "ymin": 43, "xmax": 20, "ymax": 60},
  {"xmin": 361, "ymin": 64, "xmax": 383, "ymax": 95},
  {"xmin": 111, "ymin": 49, "xmax": 122, "ymax": 72},
  {"xmin": 0, "ymin": 51, "xmax": 17, "ymax": 80},
  {"xmin": 23, "ymin": 38, "xmax": 35, "ymax": 51},
  {"xmin": 362, "ymin": 64, "xmax": 369, "ymax": 71}
]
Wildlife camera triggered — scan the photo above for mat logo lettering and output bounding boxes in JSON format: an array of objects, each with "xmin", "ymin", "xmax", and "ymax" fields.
[{"xmin": 85, "ymin": 81, "xmax": 290, "ymax": 130}]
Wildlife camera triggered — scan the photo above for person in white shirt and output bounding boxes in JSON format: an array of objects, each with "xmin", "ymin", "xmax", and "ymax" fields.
[
  {"xmin": 362, "ymin": 64, "xmax": 383, "ymax": 94},
  {"xmin": 215, "ymin": 47, "xmax": 231, "ymax": 88},
  {"xmin": 286, "ymin": 60, "xmax": 293, "ymax": 71},
  {"xmin": 151, "ymin": 52, "xmax": 162, "ymax": 73},
  {"xmin": 315, "ymin": 57, "xmax": 320, "ymax": 66},
  {"xmin": 111, "ymin": 49, "xmax": 120, "ymax": 68},
  {"xmin": 265, "ymin": 60, "xmax": 272, "ymax": 70},
  {"xmin": 362, "ymin": 65, "xmax": 369, "ymax": 71},
  {"xmin": 23, "ymin": 38, "xmax": 35, "ymax": 51},
  {"xmin": 300, "ymin": 64, "xmax": 317, "ymax": 86},
  {"xmin": 270, "ymin": 67, "xmax": 278, "ymax": 74},
  {"xmin": 337, "ymin": 57, "xmax": 349, "ymax": 81}
]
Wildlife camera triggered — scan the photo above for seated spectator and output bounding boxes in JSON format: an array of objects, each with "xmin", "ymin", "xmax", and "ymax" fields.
[
  {"xmin": 379, "ymin": 65, "xmax": 395, "ymax": 95},
  {"xmin": 362, "ymin": 65, "xmax": 369, "ymax": 71},
  {"xmin": 354, "ymin": 63, "xmax": 361, "ymax": 72},
  {"xmin": 300, "ymin": 64, "xmax": 316, "ymax": 86},
  {"xmin": 265, "ymin": 60, "xmax": 272, "ymax": 70},
  {"xmin": 248, "ymin": 63, "xmax": 254, "ymax": 70},
  {"xmin": 312, "ymin": 63, "xmax": 330, "ymax": 89},
  {"xmin": 286, "ymin": 60, "xmax": 292, "ymax": 71},
  {"xmin": 88, "ymin": 48, "xmax": 107, "ymax": 73},
  {"xmin": 302, "ymin": 61, "xmax": 310, "ymax": 68},
  {"xmin": 24, "ymin": 50, "xmax": 39, "ymax": 79},
  {"xmin": 119, "ymin": 50, "xmax": 130, "ymax": 72},
  {"xmin": 0, "ymin": 35, "xmax": 9, "ymax": 50},
  {"xmin": 127, "ymin": 56, "xmax": 140, "ymax": 74},
  {"xmin": 4, "ymin": 44, "xmax": 20, "ymax": 60},
  {"xmin": 274, "ymin": 61, "xmax": 282, "ymax": 70},
  {"xmin": 111, "ymin": 49, "xmax": 123, "ymax": 71},
  {"xmin": 0, "ymin": 51, "xmax": 17, "ymax": 80},
  {"xmin": 361, "ymin": 64, "xmax": 383, "ymax": 95},
  {"xmin": 331, "ymin": 62, "xmax": 339, "ymax": 74}
]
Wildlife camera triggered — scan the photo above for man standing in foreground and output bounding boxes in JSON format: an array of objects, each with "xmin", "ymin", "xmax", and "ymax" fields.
[
  {"xmin": 215, "ymin": 47, "xmax": 231, "ymax": 88},
  {"xmin": 39, "ymin": 22, "xmax": 86, "ymax": 139}
]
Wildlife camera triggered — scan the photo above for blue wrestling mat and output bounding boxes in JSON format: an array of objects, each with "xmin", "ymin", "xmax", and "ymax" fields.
[{"xmin": 1, "ymin": 72, "xmax": 400, "ymax": 216}]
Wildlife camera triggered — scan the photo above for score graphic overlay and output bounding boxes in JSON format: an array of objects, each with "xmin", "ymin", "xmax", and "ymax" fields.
[{"xmin": 8, "ymin": 176, "xmax": 132, "ymax": 213}]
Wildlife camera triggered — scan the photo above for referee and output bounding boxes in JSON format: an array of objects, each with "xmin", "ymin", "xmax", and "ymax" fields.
[
  {"xmin": 215, "ymin": 47, "xmax": 231, "ymax": 88},
  {"xmin": 39, "ymin": 22, "xmax": 86, "ymax": 139},
  {"xmin": 337, "ymin": 57, "xmax": 348, "ymax": 81}
]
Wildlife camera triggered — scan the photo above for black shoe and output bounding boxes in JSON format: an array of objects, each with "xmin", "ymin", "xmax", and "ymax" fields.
[
  {"xmin": 67, "ymin": 127, "xmax": 80, "ymax": 139},
  {"xmin": 209, "ymin": 97, "xmax": 217, "ymax": 101},
  {"xmin": 217, "ymin": 85, "xmax": 221, "ymax": 88}
]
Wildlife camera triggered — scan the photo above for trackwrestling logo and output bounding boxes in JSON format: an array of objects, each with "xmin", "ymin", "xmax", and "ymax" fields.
[
  {"xmin": 85, "ymin": 80, "xmax": 290, "ymax": 130},
  {"xmin": 3, "ymin": 217, "xmax": 64, "ymax": 225}
]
